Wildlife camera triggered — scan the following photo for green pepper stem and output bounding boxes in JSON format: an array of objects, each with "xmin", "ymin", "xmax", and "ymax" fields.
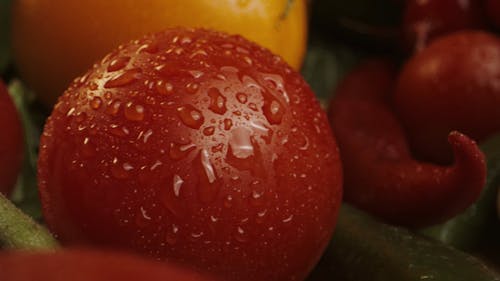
[{"xmin": 0, "ymin": 193, "xmax": 59, "ymax": 250}]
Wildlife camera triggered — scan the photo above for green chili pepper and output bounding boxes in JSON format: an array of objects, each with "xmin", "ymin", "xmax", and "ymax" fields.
[{"xmin": 307, "ymin": 204, "xmax": 500, "ymax": 281}]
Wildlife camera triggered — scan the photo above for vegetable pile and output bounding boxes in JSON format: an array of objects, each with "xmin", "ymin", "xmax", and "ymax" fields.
[{"xmin": 3, "ymin": 0, "xmax": 500, "ymax": 280}]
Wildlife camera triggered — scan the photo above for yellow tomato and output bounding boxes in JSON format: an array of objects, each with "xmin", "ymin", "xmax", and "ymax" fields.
[{"xmin": 12, "ymin": 0, "xmax": 307, "ymax": 106}]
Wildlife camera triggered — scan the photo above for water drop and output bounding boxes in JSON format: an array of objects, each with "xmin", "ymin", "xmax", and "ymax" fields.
[
  {"xmin": 186, "ymin": 82, "xmax": 199, "ymax": 93},
  {"xmin": 124, "ymin": 102, "xmax": 145, "ymax": 121},
  {"xmin": 211, "ymin": 143, "xmax": 224, "ymax": 153},
  {"xmin": 110, "ymin": 158, "xmax": 130, "ymax": 179},
  {"xmin": 109, "ymin": 124, "xmax": 129, "ymax": 137},
  {"xmin": 107, "ymin": 56, "xmax": 130, "ymax": 72},
  {"xmin": 166, "ymin": 224, "xmax": 178, "ymax": 245},
  {"xmin": 173, "ymin": 174, "xmax": 184, "ymax": 197},
  {"xmin": 106, "ymin": 100, "xmax": 121, "ymax": 116},
  {"xmin": 224, "ymin": 195, "xmax": 233, "ymax": 208},
  {"xmin": 81, "ymin": 137, "xmax": 96, "ymax": 157},
  {"xmin": 142, "ymin": 129, "xmax": 153, "ymax": 143},
  {"xmin": 250, "ymin": 121, "xmax": 273, "ymax": 144},
  {"xmin": 66, "ymin": 107, "xmax": 76, "ymax": 117},
  {"xmin": 181, "ymin": 36, "xmax": 192, "ymax": 44},
  {"xmin": 169, "ymin": 142, "xmax": 196, "ymax": 160},
  {"xmin": 282, "ymin": 215, "xmax": 294, "ymax": 223},
  {"xmin": 256, "ymin": 209, "xmax": 267, "ymax": 223},
  {"xmin": 235, "ymin": 226, "xmax": 248, "ymax": 243},
  {"xmin": 228, "ymin": 127, "xmax": 254, "ymax": 159},
  {"xmin": 137, "ymin": 43, "xmax": 158, "ymax": 54},
  {"xmin": 262, "ymin": 95, "xmax": 284, "ymax": 125},
  {"xmin": 90, "ymin": 96, "xmax": 103, "ymax": 110},
  {"xmin": 156, "ymin": 80, "xmax": 174, "ymax": 95},
  {"xmin": 189, "ymin": 49, "xmax": 208, "ymax": 58},
  {"xmin": 208, "ymin": 88, "xmax": 227, "ymax": 115},
  {"xmin": 203, "ymin": 126, "xmax": 215, "ymax": 136},
  {"xmin": 243, "ymin": 56, "xmax": 253, "ymax": 66},
  {"xmin": 177, "ymin": 105, "xmax": 204, "ymax": 129},
  {"xmin": 104, "ymin": 68, "xmax": 141, "ymax": 88},
  {"xmin": 189, "ymin": 70, "xmax": 204, "ymax": 79},
  {"xmin": 150, "ymin": 160, "xmax": 162, "ymax": 171},
  {"xmin": 236, "ymin": 93, "xmax": 248, "ymax": 104},
  {"xmin": 200, "ymin": 149, "xmax": 216, "ymax": 183},
  {"xmin": 191, "ymin": 232, "xmax": 204, "ymax": 239},
  {"xmin": 223, "ymin": 118, "xmax": 233, "ymax": 130},
  {"xmin": 248, "ymin": 103, "xmax": 258, "ymax": 111}
]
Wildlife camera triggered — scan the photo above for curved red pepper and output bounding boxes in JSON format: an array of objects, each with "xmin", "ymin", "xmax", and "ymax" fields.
[{"xmin": 328, "ymin": 59, "xmax": 486, "ymax": 227}]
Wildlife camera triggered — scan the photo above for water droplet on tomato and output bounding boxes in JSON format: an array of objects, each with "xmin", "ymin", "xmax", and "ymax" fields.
[
  {"xmin": 248, "ymin": 103, "xmax": 258, "ymax": 111},
  {"xmin": 156, "ymin": 80, "xmax": 174, "ymax": 95},
  {"xmin": 104, "ymin": 68, "xmax": 142, "ymax": 88},
  {"xmin": 81, "ymin": 137, "xmax": 96, "ymax": 157},
  {"xmin": 223, "ymin": 118, "xmax": 233, "ymax": 130},
  {"xmin": 228, "ymin": 127, "xmax": 254, "ymax": 159},
  {"xmin": 90, "ymin": 96, "xmax": 103, "ymax": 110},
  {"xmin": 141, "ymin": 129, "xmax": 153, "ymax": 143},
  {"xmin": 189, "ymin": 70, "xmax": 204, "ymax": 79},
  {"xmin": 203, "ymin": 126, "xmax": 215, "ymax": 136},
  {"xmin": 177, "ymin": 105, "xmax": 204, "ymax": 129},
  {"xmin": 107, "ymin": 56, "xmax": 130, "ymax": 72},
  {"xmin": 250, "ymin": 121, "xmax": 273, "ymax": 144},
  {"xmin": 211, "ymin": 143, "xmax": 224, "ymax": 153},
  {"xmin": 173, "ymin": 174, "xmax": 184, "ymax": 197},
  {"xmin": 109, "ymin": 124, "xmax": 129, "ymax": 137},
  {"xmin": 200, "ymin": 149, "xmax": 216, "ymax": 183},
  {"xmin": 224, "ymin": 195, "xmax": 233, "ymax": 208},
  {"xmin": 236, "ymin": 93, "xmax": 248, "ymax": 104},
  {"xmin": 124, "ymin": 102, "xmax": 145, "ymax": 121},
  {"xmin": 235, "ymin": 226, "xmax": 248, "ymax": 243},
  {"xmin": 169, "ymin": 142, "xmax": 196, "ymax": 160},
  {"xmin": 165, "ymin": 224, "xmax": 179, "ymax": 245},
  {"xmin": 106, "ymin": 100, "xmax": 121, "ymax": 116},
  {"xmin": 208, "ymin": 88, "xmax": 227, "ymax": 115},
  {"xmin": 262, "ymin": 95, "xmax": 284, "ymax": 125},
  {"xmin": 110, "ymin": 158, "xmax": 131, "ymax": 179},
  {"xmin": 191, "ymin": 231, "xmax": 204, "ymax": 240},
  {"xmin": 256, "ymin": 209, "xmax": 267, "ymax": 224},
  {"xmin": 186, "ymin": 82, "xmax": 199, "ymax": 93}
]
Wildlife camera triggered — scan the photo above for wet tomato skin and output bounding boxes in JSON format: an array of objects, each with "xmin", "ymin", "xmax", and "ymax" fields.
[
  {"xmin": 0, "ymin": 81, "xmax": 23, "ymax": 196},
  {"xmin": 38, "ymin": 28, "xmax": 343, "ymax": 281},
  {"xmin": 0, "ymin": 249, "xmax": 218, "ymax": 281},
  {"xmin": 395, "ymin": 31, "xmax": 500, "ymax": 164}
]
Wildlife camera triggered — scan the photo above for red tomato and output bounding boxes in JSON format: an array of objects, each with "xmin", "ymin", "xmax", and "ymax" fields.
[
  {"xmin": 37, "ymin": 28, "xmax": 343, "ymax": 281},
  {"xmin": 395, "ymin": 31, "xmax": 500, "ymax": 164},
  {"xmin": 0, "ymin": 81, "xmax": 23, "ymax": 196},
  {"xmin": 402, "ymin": 0, "xmax": 485, "ymax": 52},
  {"xmin": 0, "ymin": 249, "xmax": 217, "ymax": 281}
]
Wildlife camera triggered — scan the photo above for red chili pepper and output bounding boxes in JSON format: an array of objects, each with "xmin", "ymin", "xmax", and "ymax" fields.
[{"xmin": 328, "ymin": 59, "xmax": 486, "ymax": 227}]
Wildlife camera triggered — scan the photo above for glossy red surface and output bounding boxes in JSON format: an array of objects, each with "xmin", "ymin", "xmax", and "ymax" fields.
[
  {"xmin": 395, "ymin": 31, "xmax": 500, "ymax": 164},
  {"xmin": 0, "ymin": 80, "xmax": 23, "ymax": 196},
  {"xmin": 37, "ymin": 28, "xmax": 343, "ymax": 281},
  {"xmin": 403, "ymin": 0, "xmax": 485, "ymax": 52}
]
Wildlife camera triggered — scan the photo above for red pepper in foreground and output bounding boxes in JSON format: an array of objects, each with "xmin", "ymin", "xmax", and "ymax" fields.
[{"xmin": 328, "ymin": 60, "xmax": 486, "ymax": 227}]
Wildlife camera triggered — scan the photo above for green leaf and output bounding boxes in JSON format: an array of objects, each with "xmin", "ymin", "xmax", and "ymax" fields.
[
  {"xmin": 0, "ymin": 0, "xmax": 12, "ymax": 74},
  {"xmin": 421, "ymin": 134, "xmax": 500, "ymax": 255},
  {"xmin": 301, "ymin": 34, "xmax": 365, "ymax": 106},
  {"xmin": 7, "ymin": 80, "xmax": 47, "ymax": 220}
]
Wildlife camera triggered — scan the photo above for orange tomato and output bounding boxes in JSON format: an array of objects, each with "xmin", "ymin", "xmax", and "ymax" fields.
[{"xmin": 12, "ymin": 0, "xmax": 307, "ymax": 106}]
